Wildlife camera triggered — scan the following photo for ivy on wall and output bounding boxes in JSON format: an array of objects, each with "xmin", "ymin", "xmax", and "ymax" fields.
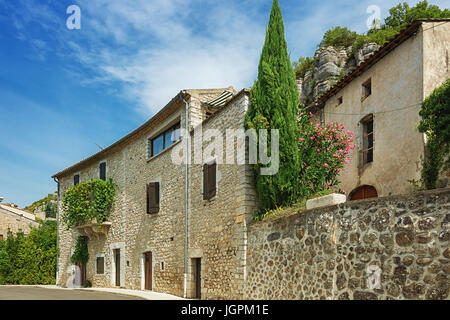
[
  {"xmin": 70, "ymin": 236, "xmax": 89, "ymax": 264},
  {"xmin": 61, "ymin": 179, "xmax": 116, "ymax": 229},
  {"xmin": 418, "ymin": 78, "xmax": 450, "ymax": 190}
]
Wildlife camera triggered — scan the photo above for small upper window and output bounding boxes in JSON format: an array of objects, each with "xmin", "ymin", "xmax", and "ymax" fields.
[
  {"xmin": 74, "ymin": 174, "xmax": 80, "ymax": 186},
  {"xmin": 203, "ymin": 161, "xmax": 217, "ymax": 200},
  {"xmin": 337, "ymin": 96, "xmax": 343, "ymax": 106},
  {"xmin": 361, "ymin": 115, "xmax": 374, "ymax": 165},
  {"xmin": 96, "ymin": 256, "xmax": 105, "ymax": 274},
  {"xmin": 99, "ymin": 162, "xmax": 106, "ymax": 181},
  {"xmin": 362, "ymin": 79, "xmax": 372, "ymax": 100},
  {"xmin": 147, "ymin": 182, "xmax": 160, "ymax": 214},
  {"xmin": 150, "ymin": 123, "xmax": 181, "ymax": 158}
]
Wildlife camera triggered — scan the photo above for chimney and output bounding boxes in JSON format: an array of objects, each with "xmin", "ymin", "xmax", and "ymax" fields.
[{"xmin": 0, "ymin": 197, "xmax": 3, "ymax": 203}]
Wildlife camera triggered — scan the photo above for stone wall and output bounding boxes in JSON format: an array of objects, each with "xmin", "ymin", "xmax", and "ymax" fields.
[
  {"xmin": 245, "ymin": 189, "xmax": 450, "ymax": 300},
  {"xmin": 0, "ymin": 205, "xmax": 39, "ymax": 239},
  {"xmin": 56, "ymin": 90, "xmax": 257, "ymax": 299}
]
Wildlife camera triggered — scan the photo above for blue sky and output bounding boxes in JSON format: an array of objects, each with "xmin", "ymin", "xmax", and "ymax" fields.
[{"xmin": 0, "ymin": 0, "xmax": 448, "ymax": 207}]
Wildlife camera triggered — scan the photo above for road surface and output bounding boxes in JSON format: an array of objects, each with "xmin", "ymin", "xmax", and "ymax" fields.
[{"xmin": 0, "ymin": 286, "xmax": 145, "ymax": 300}]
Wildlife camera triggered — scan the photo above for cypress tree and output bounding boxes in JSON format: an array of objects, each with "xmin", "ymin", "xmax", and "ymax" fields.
[{"xmin": 246, "ymin": 0, "xmax": 300, "ymax": 213}]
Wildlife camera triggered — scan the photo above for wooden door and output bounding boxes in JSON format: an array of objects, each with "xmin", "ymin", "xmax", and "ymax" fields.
[
  {"xmin": 76, "ymin": 261, "xmax": 87, "ymax": 287},
  {"xmin": 194, "ymin": 258, "xmax": 201, "ymax": 299},
  {"xmin": 114, "ymin": 249, "xmax": 121, "ymax": 287},
  {"xmin": 350, "ymin": 185, "xmax": 378, "ymax": 200},
  {"xmin": 144, "ymin": 252, "xmax": 152, "ymax": 290}
]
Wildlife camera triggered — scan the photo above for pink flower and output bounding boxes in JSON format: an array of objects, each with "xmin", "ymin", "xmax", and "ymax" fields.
[
  {"xmin": 324, "ymin": 163, "xmax": 329, "ymax": 168},
  {"xmin": 310, "ymin": 137, "xmax": 315, "ymax": 141},
  {"xmin": 299, "ymin": 138, "xmax": 305, "ymax": 142}
]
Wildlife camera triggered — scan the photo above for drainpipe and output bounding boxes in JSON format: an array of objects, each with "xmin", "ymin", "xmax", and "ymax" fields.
[
  {"xmin": 179, "ymin": 92, "xmax": 190, "ymax": 298},
  {"xmin": 53, "ymin": 176, "xmax": 60, "ymax": 285}
]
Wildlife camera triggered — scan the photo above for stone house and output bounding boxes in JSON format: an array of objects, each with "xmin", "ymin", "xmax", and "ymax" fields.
[
  {"xmin": 307, "ymin": 19, "xmax": 450, "ymax": 200},
  {"xmin": 0, "ymin": 200, "xmax": 40, "ymax": 239},
  {"xmin": 53, "ymin": 19, "xmax": 449, "ymax": 300},
  {"xmin": 53, "ymin": 87, "xmax": 258, "ymax": 299}
]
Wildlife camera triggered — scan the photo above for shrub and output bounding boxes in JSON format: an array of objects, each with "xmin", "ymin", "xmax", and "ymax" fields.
[
  {"xmin": 61, "ymin": 179, "xmax": 116, "ymax": 229},
  {"xmin": 297, "ymin": 111, "xmax": 356, "ymax": 197},
  {"xmin": 418, "ymin": 78, "xmax": 450, "ymax": 189},
  {"xmin": 319, "ymin": 26, "xmax": 359, "ymax": 48}
]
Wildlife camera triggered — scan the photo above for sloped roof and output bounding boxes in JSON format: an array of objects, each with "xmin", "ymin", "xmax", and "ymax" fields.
[
  {"xmin": 52, "ymin": 87, "xmax": 235, "ymax": 179},
  {"xmin": 309, "ymin": 18, "xmax": 450, "ymax": 108},
  {"xmin": 0, "ymin": 203, "xmax": 37, "ymax": 222}
]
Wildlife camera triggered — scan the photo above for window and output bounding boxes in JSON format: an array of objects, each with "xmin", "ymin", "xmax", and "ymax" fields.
[
  {"xmin": 150, "ymin": 123, "xmax": 181, "ymax": 158},
  {"xmin": 147, "ymin": 182, "xmax": 160, "ymax": 214},
  {"xmin": 96, "ymin": 256, "xmax": 105, "ymax": 274},
  {"xmin": 361, "ymin": 116, "xmax": 374, "ymax": 165},
  {"xmin": 0, "ymin": 234, "xmax": 3, "ymax": 241},
  {"xmin": 99, "ymin": 162, "xmax": 106, "ymax": 181},
  {"xmin": 203, "ymin": 161, "xmax": 217, "ymax": 200},
  {"xmin": 161, "ymin": 262, "xmax": 165, "ymax": 271},
  {"xmin": 337, "ymin": 96, "xmax": 343, "ymax": 106},
  {"xmin": 74, "ymin": 174, "xmax": 80, "ymax": 186},
  {"xmin": 362, "ymin": 79, "xmax": 372, "ymax": 100}
]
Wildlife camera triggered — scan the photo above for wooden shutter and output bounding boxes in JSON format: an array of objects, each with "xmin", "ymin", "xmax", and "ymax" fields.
[
  {"xmin": 100, "ymin": 162, "xmax": 106, "ymax": 181},
  {"xmin": 147, "ymin": 182, "xmax": 160, "ymax": 214},
  {"xmin": 203, "ymin": 162, "xmax": 216, "ymax": 200},
  {"xmin": 96, "ymin": 257, "xmax": 104, "ymax": 274}
]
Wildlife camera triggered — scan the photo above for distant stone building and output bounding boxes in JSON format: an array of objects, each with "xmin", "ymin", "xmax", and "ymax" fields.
[
  {"xmin": 308, "ymin": 19, "xmax": 450, "ymax": 200},
  {"xmin": 0, "ymin": 200, "xmax": 40, "ymax": 240}
]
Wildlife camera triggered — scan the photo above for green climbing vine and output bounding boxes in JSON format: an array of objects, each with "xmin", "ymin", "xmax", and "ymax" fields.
[
  {"xmin": 417, "ymin": 79, "xmax": 450, "ymax": 190},
  {"xmin": 61, "ymin": 179, "xmax": 116, "ymax": 229},
  {"xmin": 70, "ymin": 236, "xmax": 89, "ymax": 264}
]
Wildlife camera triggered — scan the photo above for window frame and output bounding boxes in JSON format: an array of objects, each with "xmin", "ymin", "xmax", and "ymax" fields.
[
  {"xmin": 74, "ymin": 174, "xmax": 80, "ymax": 186},
  {"xmin": 147, "ymin": 182, "xmax": 160, "ymax": 214},
  {"xmin": 149, "ymin": 122, "xmax": 181, "ymax": 158},
  {"xmin": 96, "ymin": 255, "xmax": 105, "ymax": 275},
  {"xmin": 361, "ymin": 115, "xmax": 374, "ymax": 165},
  {"xmin": 203, "ymin": 160, "xmax": 217, "ymax": 201},
  {"xmin": 362, "ymin": 78, "xmax": 372, "ymax": 100},
  {"xmin": 99, "ymin": 162, "xmax": 107, "ymax": 181}
]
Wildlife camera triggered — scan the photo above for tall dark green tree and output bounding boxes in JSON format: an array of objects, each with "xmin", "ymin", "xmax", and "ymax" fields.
[{"xmin": 246, "ymin": 0, "xmax": 300, "ymax": 213}]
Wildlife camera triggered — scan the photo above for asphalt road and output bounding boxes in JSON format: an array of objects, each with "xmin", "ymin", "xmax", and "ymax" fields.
[{"xmin": 0, "ymin": 286, "xmax": 145, "ymax": 300}]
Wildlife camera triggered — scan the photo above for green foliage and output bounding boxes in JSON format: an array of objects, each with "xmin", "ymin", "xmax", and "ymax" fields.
[
  {"xmin": 71, "ymin": 236, "xmax": 89, "ymax": 264},
  {"xmin": 246, "ymin": 0, "xmax": 301, "ymax": 214},
  {"xmin": 24, "ymin": 193, "xmax": 56, "ymax": 213},
  {"xmin": 293, "ymin": 56, "xmax": 314, "ymax": 79},
  {"xmin": 418, "ymin": 79, "xmax": 450, "ymax": 189},
  {"xmin": 295, "ymin": 1, "xmax": 450, "ymax": 80},
  {"xmin": 61, "ymin": 179, "xmax": 116, "ymax": 229},
  {"xmin": 0, "ymin": 221, "xmax": 57, "ymax": 285},
  {"xmin": 319, "ymin": 26, "xmax": 359, "ymax": 48}
]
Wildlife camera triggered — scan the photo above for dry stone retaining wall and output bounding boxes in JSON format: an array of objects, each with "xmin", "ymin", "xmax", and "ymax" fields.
[{"xmin": 245, "ymin": 189, "xmax": 450, "ymax": 300}]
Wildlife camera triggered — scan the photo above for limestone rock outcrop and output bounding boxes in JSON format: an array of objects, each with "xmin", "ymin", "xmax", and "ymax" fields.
[{"xmin": 298, "ymin": 43, "xmax": 380, "ymax": 105}]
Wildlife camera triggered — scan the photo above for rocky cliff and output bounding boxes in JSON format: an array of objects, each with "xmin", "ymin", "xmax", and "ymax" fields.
[{"xmin": 297, "ymin": 42, "xmax": 381, "ymax": 105}]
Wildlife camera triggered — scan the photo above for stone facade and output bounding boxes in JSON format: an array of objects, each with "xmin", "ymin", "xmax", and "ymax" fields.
[
  {"xmin": 0, "ymin": 203, "xmax": 39, "ymax": 239},
  {"xmin": 315, "ymin": 21, "xmax": 450, "ymax": 198},
  {"xmin": 55, "ymin": 88, "xmax": 257, "ymax": 299},
  {"xmin": 245, "ymin": 188, "xmax": 450, "ymax": 300}
]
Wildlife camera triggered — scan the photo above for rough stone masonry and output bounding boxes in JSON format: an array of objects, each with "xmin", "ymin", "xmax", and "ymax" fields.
[{"xmin": 245, "ymin": 188, "xmax": 450, "ymax": 300}]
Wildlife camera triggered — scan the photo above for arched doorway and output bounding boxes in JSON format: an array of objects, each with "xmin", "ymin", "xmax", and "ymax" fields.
[{"xmin": 350, "ymin": 185, "xmax": 378, "ymax": 200}]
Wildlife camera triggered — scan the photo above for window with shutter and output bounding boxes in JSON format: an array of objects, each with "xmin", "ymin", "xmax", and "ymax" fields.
[
  {"xmin": 147, "ymin": 182, "xmax": 160, "ymax": 214},
  {"xmin": 99, "ymin": 162, "xmax": 107, "ymax": 180},
  {"xmin": 203, "ymin": 162, "xmax": 217, "ymax": 200},
  {"xmin": 74, "ymin": 174, "xmax": 80, "ymax": 186},
  {"xmin": 96, "ymin": 256, "xmax": 105, "ymax": 274}
]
